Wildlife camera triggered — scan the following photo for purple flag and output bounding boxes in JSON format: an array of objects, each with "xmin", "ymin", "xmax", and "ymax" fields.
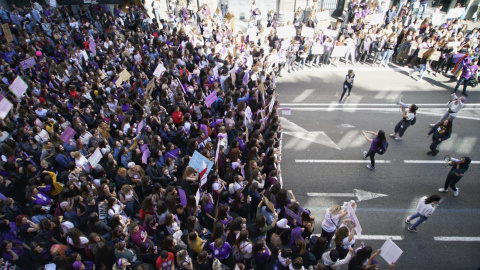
[
  {"xmin": 60, "ymin": 126, "xmax": 76, "ymax": 144},
  {"xmin": 178, "ymin": 188, "xmax": 187, "ymax": 206},
  {"xmin": 141, "ymin": 148, "xmax": 151, "ymax": 164},
  {"xmin": 243, "ymin": 71, "xmax": 249, "ymax": 85},
  {"xmin": 89, "ymin": 39, "xmax": 96, "ymax": 55},
  {"xmin": 205, "ymin": 91, "xmax": 218, "ymax": 108},
  {"xmin": 284, "ymin": 206, "xmax": 302, "ymax": 225}
]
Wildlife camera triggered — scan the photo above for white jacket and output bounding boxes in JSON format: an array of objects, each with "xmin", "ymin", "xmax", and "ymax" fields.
[
  {"xmin": 322, "ymin": 251, "xmax": 353, "ymax": 269},
  {"xmin": 416, "ymin": 196, "xmax": 436, "ymax": 217}
]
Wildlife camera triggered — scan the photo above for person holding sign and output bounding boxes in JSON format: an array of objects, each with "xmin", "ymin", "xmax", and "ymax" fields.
[
  {"xmin": 320, "ymin": 204, "xmax": 350, "ymax": 248},
  {"xmin": 408, "ymin": 45, "xmax": 437, "ymax": 83},
  {"xmin": 453, "ymin": 57, "xmax": 478, "ymax": 97},
  {"xmin": 405, "ymin": 195, "xmax": 440, "ymax": 232},
  {"xmin": 339, "ymin": 69, "xmax": 355, "ymax": 103}
]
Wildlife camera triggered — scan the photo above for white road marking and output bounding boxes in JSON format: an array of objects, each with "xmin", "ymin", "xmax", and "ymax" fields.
[
  {"xmin": 308, "ymin": 189, "xmax": 388, "ymax": 201},
  {"xmin": 284, "ymin": 131, "xmax": 341, "ymax": 150},
  {"xmin": 433, "ymin": 237, "xmax": 480, "ymax": 242},
  {"xmin": 312, "ymin": 234, "xmax": 404, "ymax": 240},
  {"xmin": 281, "ymin": 103, "xmax": 480, "ymax": 107},
  {"xmin": 292, "ymin": 89, "xmax": 315, "ymax": 102},
  {"xmin": 296, "ymin": 159, "xmax": 392, "ymax": 163},
  {"xmin": 404, "ymin": 160, "xmax": 480, "ymax": 164}
]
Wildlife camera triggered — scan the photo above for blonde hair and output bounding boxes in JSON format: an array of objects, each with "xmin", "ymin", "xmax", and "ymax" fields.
[
  {"xmin": 70, "ymin": 151, "xmax": 81, "ymax": 159},
  {"xmin": 329, "ymin": 205, "xmax": 342, "ymax": 215}
]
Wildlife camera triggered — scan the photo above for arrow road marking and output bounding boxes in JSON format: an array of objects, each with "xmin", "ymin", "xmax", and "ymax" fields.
[
  {"xmin": 307, "ymin": 189, "xmax": 388, "ymax": 202},
  {"xmin": 280, "ymin": 117, "xmax": 341, "ymax": 150}
]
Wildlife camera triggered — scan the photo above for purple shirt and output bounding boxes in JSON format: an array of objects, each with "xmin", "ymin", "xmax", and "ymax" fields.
[
  {"xmin": 210, "ymin": 242, "xmax": 231, "ymax": 260},
  {"xmin": 462, "ymin": 63, "xmax": 478, "ymax": 79}
]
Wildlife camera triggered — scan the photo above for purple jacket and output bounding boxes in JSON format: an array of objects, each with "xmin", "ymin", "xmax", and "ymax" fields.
[{"xmin": 31, "ymin": 185, "xmax": 52, "ymax": 206}]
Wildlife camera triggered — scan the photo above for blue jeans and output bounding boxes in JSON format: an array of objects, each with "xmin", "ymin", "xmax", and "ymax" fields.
[
  {"xmin": 379, "ymin": 50, "xmax": 393, "ymax": 66},
  {"xmin": 221, "ymin": 5, "xmax": 228, "ymax": 18},
  {"xmin": 413, "ymin": 3, "xmax": 427, "ymax": 18},
  {"xmin": 413, "ymin": 64, "xmax": 427, "ymax": 80},
  {"xmin": 409, "ymin": 212, "xmax": 428, "ymax": 228}
]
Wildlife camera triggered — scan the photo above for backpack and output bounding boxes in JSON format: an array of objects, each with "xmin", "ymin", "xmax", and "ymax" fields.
[
  {"xmin": 231, "ymin": 245, "xmax": 243, "ymax": 261},
  {"xmin": 376, "ymin": 141, "xmax": 389, "ymax": 155},
  {"xmin": 54, "ymin": 202, "xmax": 65, "ymax": 217}
]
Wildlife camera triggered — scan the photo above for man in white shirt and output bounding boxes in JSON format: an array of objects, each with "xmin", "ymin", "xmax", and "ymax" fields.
[{"xmin": 153, "ymin": 0, "xmax": 162, "ymax": 22}]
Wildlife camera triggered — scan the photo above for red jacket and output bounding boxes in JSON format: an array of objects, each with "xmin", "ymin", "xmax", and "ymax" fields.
[{"xmin": 172, "ymin": 111, "xmax": 183, "ymax": 125}]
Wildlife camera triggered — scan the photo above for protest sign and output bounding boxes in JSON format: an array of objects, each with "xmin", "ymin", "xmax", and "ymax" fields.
[
  {"xmin": 330, "ymin": 46, "xmax": 348, "ymax": 58},
  {"xmin": 281, "ymin": 108, "xmax": 291, "ymax": 115},
  {"xmin": 153, "ymin": 63, "xmax": 166, "ymax": 78},
  {"xmin": 178, "ymin": 189, "xmax": 187, "ymax": 206},
  {"xmin": 323, "ymin": 29, "xmax": 338, "ymax": 38},
  {"xmin": 301, "ymin": 26, "xmax": 314, "ymax": 39},
  {"xmin": 277, "ymin": 26, "xmax": 296, "ymax": 39},
  {"xmin": 37, "ymin": 130, "xmax": 50, "ymax": 142},
  {"xmin": 89, "ymin": 39, "xmax": 96, "ymax": 55},
  {"xmin": 34, "ymin": 118, "xmax": 44, "ymax": 128},
  {"xmin": 81, "ymin": 50, "xmax": 89, "ymax": 61},
  {"xmin": 2, "ymin": 24, "xmax": 13, "ymax": 43},
  {"xmin": 317, "ymin": 10, "xmax": 329, "ymax": 21},
  {"xmin": 264, "ymin": 196, "xmax": 276, "ymax": 213},
  {"xmin": 380, "ymin": 239, "xmax": 403, "ymax": 265},
  {"xmin": 20, "ymin": 57, "xmax": 36, "ymax": 70},
  {"xmin": 284, "ymin": 206, "xmax": 302, "ymax": 225},
  {"xmin": 316, "ymin": 20, "xmax": 331, "ymax": 29},
  {"xmin": 205, "ymin": 91, "xmax": 218, "ymax": 108},
  {"xmin": 88, "ymin": 148, "xmax": 102, "ymax": 167},
  {"xmin": 311, "ymin": 43, "xmax": 324, "ymax": 54},
  {"xmin": 141, "ymin": 148, "xmax": 151, "ymax": 164},
  {"xmin": 369, "ymin": 13, "xmax": 385, "ymax": 25},
  {"xmin": 430, "ymin": 51, "xmax": 442, "ymax": 61},
  {"xmin": 60, "ymin": 126, "xmax": 76, "ymax": 144},
  {"xmin": 0, "ymin": 95, "xmax": 13, "ymax": 119},
  {"xmin": 348, "ymin": 203, "xmax": 362, "ymax": 236},
  {"xmin": 446, "ymin": 8, "xmax": 465, "ymax": 19},
  {"xmin": 146, "ymin": 79, "xmax": 156, "ymax": 91},
  {"xmin": 188, "ymin": 150, "xmax": 214, "ymax": 176},
  {"xmin": 417, "ymin": 48, "xmax": 429, "ymax": 58},
  {"xmin": 431, "ymin": 13, "xmax": 443, "ymax": 26},
  {"xmin": 247, "ymin": 28, "xmax": 258, "ymax": 41},
  {"xmin": 9, "ymin": 76, "xmax": 28, "ymax": 98}
]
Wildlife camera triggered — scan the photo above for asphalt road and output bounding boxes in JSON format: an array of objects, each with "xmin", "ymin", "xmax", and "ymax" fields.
[{"xmin": 276, "ymin": 62, "xmax": 480, "ymax": 270}]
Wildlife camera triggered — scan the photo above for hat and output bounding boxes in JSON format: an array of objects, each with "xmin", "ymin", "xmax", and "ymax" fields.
[
  {"xmin": 460, "ymin": 97, "xmax": 466, "ymax": 103},
  {"xmin": 128, "ymin": 162, "xmax": 136, "ymax": 169},
  {"xmin": 36, "ymin": 51, "xmax": 42, "ymax": 57},
  {"xmin": 330, "ymin": 250, "xmax": 340, "ymax": 262},
  {"xmin": 72, "ymin": 261, "xmax": 83, "ymax": 269}
]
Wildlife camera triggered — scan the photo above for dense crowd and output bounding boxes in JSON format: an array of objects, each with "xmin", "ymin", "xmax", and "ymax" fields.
[{"xmin": 0, "ymin": 0, "xmax": 476, "ymax": 269}]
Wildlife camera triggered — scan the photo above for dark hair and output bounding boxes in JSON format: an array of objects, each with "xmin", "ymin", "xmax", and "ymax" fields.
[
  {"xmin": 353, "ymin": 246, "xmax": 373, "ymax": 266},
  {"xmin": 376, "ymin": 130, "xmax": 386, "ymax": 149},
  {"xmin": 424, "ymin": 195, "xmax": 441, "ymax": 204}
]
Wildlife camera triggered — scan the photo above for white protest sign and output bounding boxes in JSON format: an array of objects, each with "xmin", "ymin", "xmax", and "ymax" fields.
[
  {"xmin": 281, "ymin": 108, "xmax": 291, "ymax": 115},
  {"xmin": 330, "ymin": 46, "xmax": 348, "ymax": 58},
  {"xmin": 153, "ymin": 63, "xmax": 166, "ymax": 78},
  {"xmin": 277, "ymin": 26, "xmax": 296, "ymax": 39},
  {"xmin": 268, "ymin": 95, "xmax": 275, "ymax": 113},
  {"xmin": 88, "ymin": 148, "xmax": 103, "ymax": 167},
  {"xmin": 446, "ymin": 8, "xmax": 465, "ymax": 19},
  {"xmin": 9, "ymin": 76, "xmax": 28, "ymax": 98},
  {"xmin": 301, "ymin": 26, "xmax": 314, "ymax": 39},
  {"xmin": 81, "ymin": 50, "xmax": 89, "ymax": 61},
  {"xmin": 0, "ymin": 94, "xmax": 13, "ymax": 119},
  {"xmin": 431, "ymin": 13, "xmax": 443, "ymax": 26},
  {"xmin": 311, "ymin": 43, "xmax": 324, "ymax": 54},
  {"xmin": 369, "ymin": 13, "xmax": 385, "ymax": 25},
  {"xmin": 323, "ymin": 29, "xmax": 338, "ymax": 38},
  {"xmin": 317, "ymin": 11, "xmax": 330, "ymax": 21},
  {"xmin": 380, "ymin": 239, "xmax": 403, "ymax": 265}
]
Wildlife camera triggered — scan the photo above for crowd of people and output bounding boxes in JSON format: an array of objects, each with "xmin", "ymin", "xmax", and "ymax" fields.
[{"xmin": 0, "ymin": 0, "xmax": 476, "ymax": 269}]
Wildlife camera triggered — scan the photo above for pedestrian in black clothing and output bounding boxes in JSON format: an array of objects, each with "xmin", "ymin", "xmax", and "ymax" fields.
[
  {"xmin": 438, "ymin": 157, "xmax": 471, "ymax": 197},
  {"xmin": 427, "ymin": 119, "xmax": 452, "ymax": 156},
  {"xmin": 339, "ymin": 70, "xmax": 355, "ymax": 103}
]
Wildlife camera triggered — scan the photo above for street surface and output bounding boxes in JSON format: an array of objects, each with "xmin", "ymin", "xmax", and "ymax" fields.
[{"xmin": 276, "ymin": 62, "xmax": 480, "ymax": 270}]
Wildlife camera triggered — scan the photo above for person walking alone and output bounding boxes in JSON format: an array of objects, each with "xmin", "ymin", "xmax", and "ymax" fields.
[
  {"xmin": 390, "ymin": 103, "xmax": 418, "ymax": 140},
  {"xmin": 427, "ymin": 119, "xmax": 452, "ymax": 156},
  {"xmin": 405, "ymin": 195, "xmax": 441, "ymax": 233},
  {"xmin": 453, "ymin": 58, "xmax": 478, "ymax": 97},
  {"xmin": 339, "ymin": 69, "xmax": 355, "ymax": 103},
  {"xmin": 438, "ymin": 157, "xmax": 471, "ymax": 196},
  {"xmin": 362, "ymin": 130, "xmax": 387, "ymax": 170}
]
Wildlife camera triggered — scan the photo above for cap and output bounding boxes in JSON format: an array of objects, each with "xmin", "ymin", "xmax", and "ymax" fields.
[
  {"xmin": 72, "ymin": 261, "xmax": 83, "ymax": 269},
  {"xmin": 128, "ymin": 162, "xmax": 136, "ymax": 169},
  {"xmin": 36, "ymin": 51, "xmax": 42, "ymax": 57}
]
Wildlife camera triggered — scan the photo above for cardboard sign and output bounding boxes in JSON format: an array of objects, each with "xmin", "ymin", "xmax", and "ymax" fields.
[
  {"xmin": 446, "ymin": 8, "xmax": 465, "ymax": 19},
  {"xmin": 37, "ymin": 129, "xmax": 50, "ymax": 142},
  {"xmin": 20, "ymin": 57, "xmax": 36, "ymax": 70},
  {"xmin": 88, "ymin": 148, "xmax": 102, "ymax": 167},
  {"xmin": 146, "ymin": 79, "xmax": 156, "ymax": 91},
  {"xmin": 9, "ymin": 76, "xmax": 28, "ymax": 98},
  {"xmin": 188, "ymin": 150, "xmax": 214, "ymax": 176},
  {"xmin": 316, "ymin": 20, "xmax": 331, "ymax": 30},
  {"xmin": 264, "ymin": 196, "xmax": 276, "ymax": 213},
  {"xmin": 301, "ymin": 26, "xmax": 315, "ymax": 39},
  {"xmin": 115, "ymin": 69, "xmax": 131, "ymax": 87},
  {"xmin": 0, "ymin": 94, "xmax": 13, "ymax": 119},
  {"xmin": 153, "ymin": 63, "xmax": 166, "ymax": 78},
  {"xmin": 60, "ymin": 126, "xmax": 76, "ymax": 144},
  {"xmin": 81, "ymin": 50, "xmax": 89, "ymax": 61},
  {"xmin": 330, "ymin": 46, "xmax": 348, "ymax": 58},
  {"xmin": 205, "ymin": 91, "xmax": 218, "ymax": 108},
  {"xmin": 2, "ymin": 24, "xmax": 13, "ymax": 43}
]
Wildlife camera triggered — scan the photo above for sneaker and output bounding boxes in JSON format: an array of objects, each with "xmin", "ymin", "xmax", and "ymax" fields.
[
  {"xmin": 366, "ymin": 165, "xmax": 375, "ymax": 170},
  {"xmin": 408, "ymin": 227, "xmax": 419, "ymax": 232},
  {"xmin": 454, "ymin": 188, "xmax": 459, "ymax": 197},
  {"xmin": 395, "ymin": 137, "xmax": 402, "ymax": 141},
  {"xmin": 363, "ymin": 151, "xmax": 367, "ymax": 160},
  {"xmin": 409, "ymin": 71, "xmax": 414, "ymax": 77},
  {"xmin": 405, "ymin": 217, "xmax": 411, "ymax": 224},
  {"xmin": 389, "ymin": 133, "xmax": 396, "ymax": 138},
  {"xmin": 429, "ymin": 123, "xmax": 436, "ymax": 127},
  {"xmin": 432, "ymin": 150, "xmax": 439, "ymax": 156},
  {"xmin": 438, "ymin": 188, "xmax": 447, "ymax": 192}
]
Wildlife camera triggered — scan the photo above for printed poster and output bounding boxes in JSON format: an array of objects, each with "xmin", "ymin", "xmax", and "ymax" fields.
[
  {"xmin": 188, "ymin": 150, "xmax": 214, "ymax": 176},
  {"xmin": 20, "ymin": 57, "xmax": 36, "ymax": 70},
  {"xmin": 153, "ymin": 64, "xmax": 166, "ymax": 78},
  {"xmin": 0, "ymin": 94, "xmax": 13, "ymax": 119}
]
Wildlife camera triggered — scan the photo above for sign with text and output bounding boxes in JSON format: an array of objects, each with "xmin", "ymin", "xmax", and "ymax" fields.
[
  {"xmin": 188, "ymin": 150, "xmax": 214, "ymax": 176},
  {"xmin": 301, "ymin": 26, "xmax": 314, "ymax": 39},
  {"xmin": 9, "ymin": 76, "xmax": 28, "ymax": 98},
  {"xmin": 330, "ymin": 46, "xmax": 348, "ymax": 58},
  {"xmin": 20, "ymin": 57, "xmax": 36, "ymax": 70},
  {"xmin": 60, "ymin": 126, "xmax": 76, "ymax": 144},
  {"xmin": 88, "ymin": 148, "xmax": 102, "ymax": 167},
  {"xmin": 2, "ymin": 24, "xmax": 13, "ymax": 43},
  {"xmin": 0, "ymin": 94, "xmax": 13, "ymax": 119}
]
